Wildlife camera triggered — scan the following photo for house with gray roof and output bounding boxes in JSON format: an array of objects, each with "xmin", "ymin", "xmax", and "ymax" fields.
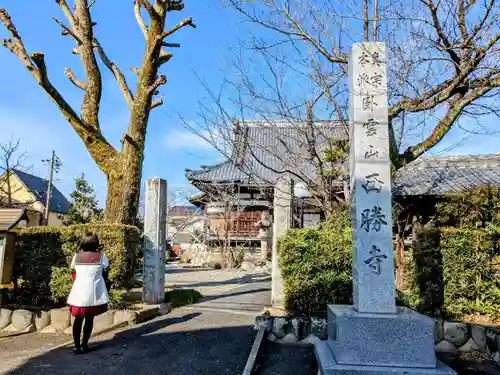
[
  {"xmin": 186, "ymin": 120, "xmax": 500, "ymax": 240},
  {"xmin": 0, "ymin": 169, "xmax": 70, "ymax": 226}
]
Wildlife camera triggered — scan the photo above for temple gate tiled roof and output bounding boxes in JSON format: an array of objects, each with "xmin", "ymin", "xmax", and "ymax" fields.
[{"xmin": 186, "ymin": 121, "xmax": 500, "ymax": 196}]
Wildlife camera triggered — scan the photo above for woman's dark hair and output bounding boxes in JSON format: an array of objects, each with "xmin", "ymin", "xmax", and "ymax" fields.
[{"xmin": 79, "ymin": 232, "xmax": 100, "ymax": 252}]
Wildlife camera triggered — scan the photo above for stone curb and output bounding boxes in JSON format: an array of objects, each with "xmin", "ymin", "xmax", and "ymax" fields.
[
  {"xmin": 255, "ymin": 314, "xmax": 500, "ymax": 365},
  {"xmin": 0, "ymin": 302, "xmax": 172, "ymax": 337},
  {"xmin": 242, "ymin": 321, "xmax": 267, "ymax": 375}
]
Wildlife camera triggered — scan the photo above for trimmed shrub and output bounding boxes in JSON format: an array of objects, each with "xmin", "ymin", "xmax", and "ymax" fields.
[
  {"xmin": 13, "ymin": 224, "xmax": 141, "ymax": 305},
  {"xmin": 279, "ymin": 210, "xmax": 500, "ymax": 322},
  {"xmin": 409, "ymin": 229, "xmax": 444, "ymax": 317},
  {"xmin": 407, "ymin": 227, "xmax": 500, "ymax": 320},
  {"xmin": 278, "ymin": 209, "xmax": 352, "ymax": 317},
  {"xmin": 49, "ymin": 266, "xmax": 73, "ymax": 303},
  {"xmin": 436, "ymin": 186, "xmax": 500, "ymax": 228}
]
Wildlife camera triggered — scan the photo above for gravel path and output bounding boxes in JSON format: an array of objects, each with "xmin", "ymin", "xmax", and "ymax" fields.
[{"xmin": 1, "ymin": 308, "xmax": 256, "ymax": 375}]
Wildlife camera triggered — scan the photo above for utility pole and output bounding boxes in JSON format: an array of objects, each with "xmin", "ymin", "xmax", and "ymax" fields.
[{"xmin": 42, "ymin": 151, "xmax": 62, "ymax": 225}]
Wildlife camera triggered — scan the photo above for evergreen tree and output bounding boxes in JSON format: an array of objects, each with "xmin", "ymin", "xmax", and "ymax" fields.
[{"xmin": 65, "ymin": 174, "xmax": 102, "ymax": 225}]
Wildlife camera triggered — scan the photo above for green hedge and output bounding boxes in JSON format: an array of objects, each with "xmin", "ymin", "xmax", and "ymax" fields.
[
  {"xmin": 13, "ymin": 224, "xmax": 141, "ymax": 305},
  {"xmin": 436, "ymin": 186, "xmax": 500, "ymax": 228},
  {"xmin": 278, "ymin": 209, "xmax": 352, "ymax": 317},
  {"xmin": 278, "ymin": 209, "xmax": 500, "ymax": 321},
  {"xmin": 406, "ymin": 227, "xmax": 500, "ymax": 320}
]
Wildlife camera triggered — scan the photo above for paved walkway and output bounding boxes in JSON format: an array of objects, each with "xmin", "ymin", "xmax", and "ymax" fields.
[
  {"xmin": 0, "ymin": 265, "xmax": 271, "ymax": 374},
  {"xmin": 0, "ymin": 308, "xmax": 256, "ymax": 375},
  {"xmin": 166, "ymin": 264, "xmax": 271, "ymax": 314}
]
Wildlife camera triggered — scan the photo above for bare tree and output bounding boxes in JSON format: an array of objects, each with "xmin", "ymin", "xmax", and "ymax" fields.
[
  {"xmin": 224, "ymin": 0, "xmax": 500, "ymax": 167},
  {"xmin": 166, "ymin": 185, "xmax": 204, "ymax": 242},
  {"xmin": 188, "ymin": 179, "xmax": 268, "ymax": 268},
  {"xmin": 186, "ymin": 74, "xmax": 350, "ymax": 217},
  {"xmin": 0, "ymin": 138, "xmax": 34, "ymax": 208},
  {"xmin": 184, "ymin": 0, "xmax": 499, "ymax": 215},
  {"xmin": 1, "ymin": 1, "xmax": 196, "ymax": 224}
]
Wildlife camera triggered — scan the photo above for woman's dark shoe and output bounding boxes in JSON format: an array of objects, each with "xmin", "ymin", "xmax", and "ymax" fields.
[
  {"xmin": 81, "ymin": 345, "xmax": 91, "ymax": 354},
  {"xmin": 72, "ymin": 347, "xmax": 83, "ymax": 355}
]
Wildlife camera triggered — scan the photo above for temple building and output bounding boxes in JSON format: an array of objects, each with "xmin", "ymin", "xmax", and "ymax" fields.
[{"xmin": 185, "ymin": 120, "xmax": 500, "ymax": 246}]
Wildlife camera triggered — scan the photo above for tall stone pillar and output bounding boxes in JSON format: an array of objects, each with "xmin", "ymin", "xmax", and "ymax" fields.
[
  {"xmin": 142, "ymin": 178, "xmax": 167, "ymax": 305},
  {"xmin": 271, "ymin": 177, "xmax": 293, "ymax": 310},
  {"xmin": 315, "ymin": 43, "xmax": 455, "ymax": 375}
]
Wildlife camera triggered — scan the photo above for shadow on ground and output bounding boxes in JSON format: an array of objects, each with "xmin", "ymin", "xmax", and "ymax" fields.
[
  {"xmin": 7, "ymin": 313, "xmax": 256, "ymax": 375},
  {"xmin": 437, "ymin": 352, "xmax": 500, "ymax": 375},
  {"xmin": 201, "ymin": 288, "xmax": 271, "ymax": 302},
  {"xmin": 164, "ymin": 267, "xmax": 215, "ymax": 274},
  {"xmin": 169, "ymin": 274, "xmax": 271, "ymax": 289},
  {"xmin": 254, "ymin": 341, "xmax": 318, "ymax": 375}
]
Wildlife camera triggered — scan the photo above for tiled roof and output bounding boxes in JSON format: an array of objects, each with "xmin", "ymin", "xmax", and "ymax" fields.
[
  {"xmin": 187, "ymin": 121, "xmax": 348, "ymax": 184},
  {"xmin": 168, "ymin": 205, "xmax": 200, "ymax": 216},
  {"xmin": 393, "ymin": 155, "xmax": 500, "ymax": 196},
  {"xmin": 186, "ymin": 122, "xmax": 500, "ymax": 196},
  {"xmin": 13, "ymin": 169, "xmax": 70, "ymax": 213}
]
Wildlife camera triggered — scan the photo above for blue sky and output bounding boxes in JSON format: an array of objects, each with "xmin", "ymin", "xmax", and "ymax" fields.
[
  {"xmin": 1, "ymin": 1, "xmax": 499, "ymax": 208},
  {"xmin": 0, "ymin": 1, "xmax": 235, "ymax": 206}
]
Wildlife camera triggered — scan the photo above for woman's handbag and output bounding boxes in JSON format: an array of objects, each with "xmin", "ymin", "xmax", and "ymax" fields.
[{"xmin": 102, "ymin": 267, "xmax": 112, "ymax": 292}]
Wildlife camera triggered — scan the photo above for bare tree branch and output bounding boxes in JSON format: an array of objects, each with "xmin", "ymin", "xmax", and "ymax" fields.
[
  {"xmin": 282, "ymin": 7, "xmax": 348, "ymax": 64},
  {"xmin": 373, "ymin": 0, "xmax": 379, "ymax": 42},
  {"xmin": 134, "ymin": 0, "xmax": 149, "ymax": 40},
  {"xmin": 364, "ymin": 0, "xmax": 369, "ymax": 42},
  {"xmin": 64, "ymin": 67, "xmax": 88, "ymax": 90},
  {"xmin": 151, "ymin": 97, "xmax": 163, "ymax": 109},
  {"xmin": 74, "ymin": 0, "xmax": 103, "ymax": 129},
  {"xmin": 159, "ymin": 17, "xmax": 196, "ymax": 40},
  {"xmin": 1, "ymin": 7, "xmax": 117, "ymax": 171},
  {"xmin": 421, "ymin": 0, "xmax": 461, "ymax": 70},
  {"xmin": 148, "ymin": 74, "xmax": 167, "ymax": 94},
  {"xmin": 158, "ymin": 50, "xmax": 173, "ymax": 65},
  {"xmin": 402, "ymin": 84, "xmax": 496, "ymax": 162},
  {"xmin": 162, "ymin": 42, "xmax": 180, "ymax": 48},
  {"xmin": 52, "ymin": 16, "xmax": 82, "ymax": 44},
  {"xmin": 0, "ymin": 138, "xmax": 34, "ymax": 208},
  {"xmin": 137, "ymin": 0, "xmax": 159, "ymax": 20},
  {"xmin": 55, "ymin": 0, "xmax": 78, "ymax": 31},
  {"xmin": 93, "ymin": 38, "xmax": 135, "ymax": 109},
  {"xmin": 166, "ymin": 0, "xmax": 185, "ymax": 12}
]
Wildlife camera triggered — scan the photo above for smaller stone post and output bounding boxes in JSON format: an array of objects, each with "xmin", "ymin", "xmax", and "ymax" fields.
[
  {"xmin": 255, "ymin": 210, "xmax": 272, "ymax": 261},
  {"xmin": 271, "ymin": 177, "xmax": 293, "ymax": 310},
  {"xmin": 143, "ymin": 178, "xmax": 167, "ymax": 305}
]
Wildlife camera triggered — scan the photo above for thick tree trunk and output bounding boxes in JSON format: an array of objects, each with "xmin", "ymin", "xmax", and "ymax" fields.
[{"xmin": 103, "ymin": 140, "xmax": 144, "ymax": 224}]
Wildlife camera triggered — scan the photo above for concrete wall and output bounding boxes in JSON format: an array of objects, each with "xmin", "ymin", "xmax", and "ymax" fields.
[{"xmin": 47, "ymin": 212, "xmax": 66, "ymax": 226}]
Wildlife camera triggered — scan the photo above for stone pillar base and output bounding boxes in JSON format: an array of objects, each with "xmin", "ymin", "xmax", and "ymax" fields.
[
  {"xmin": 316, "ymin": 342, "xmax": 455, "ymax": 375},
  {"xmin": 315, "ymin": 305, "xmax": 456, "ymax": 375}
]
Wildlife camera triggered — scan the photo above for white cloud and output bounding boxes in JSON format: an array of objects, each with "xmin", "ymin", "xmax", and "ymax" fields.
[
  {"xmin": 163, "ymin": 129, "xmax": 216, "ymax": 150},
  {"xmin": 0, "ymin": 105, "xmax": 108, "ymax": 207}
]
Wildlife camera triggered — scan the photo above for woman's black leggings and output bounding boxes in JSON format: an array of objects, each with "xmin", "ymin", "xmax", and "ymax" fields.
[{"xmin": 72, "ymin": 316, "xmax": 94, "ymax": 349}]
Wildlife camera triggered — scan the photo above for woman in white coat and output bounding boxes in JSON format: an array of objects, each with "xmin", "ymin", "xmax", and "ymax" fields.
[{"xmin": 67, "ymin": 232, "xmax": 110, "ymax": 354}]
